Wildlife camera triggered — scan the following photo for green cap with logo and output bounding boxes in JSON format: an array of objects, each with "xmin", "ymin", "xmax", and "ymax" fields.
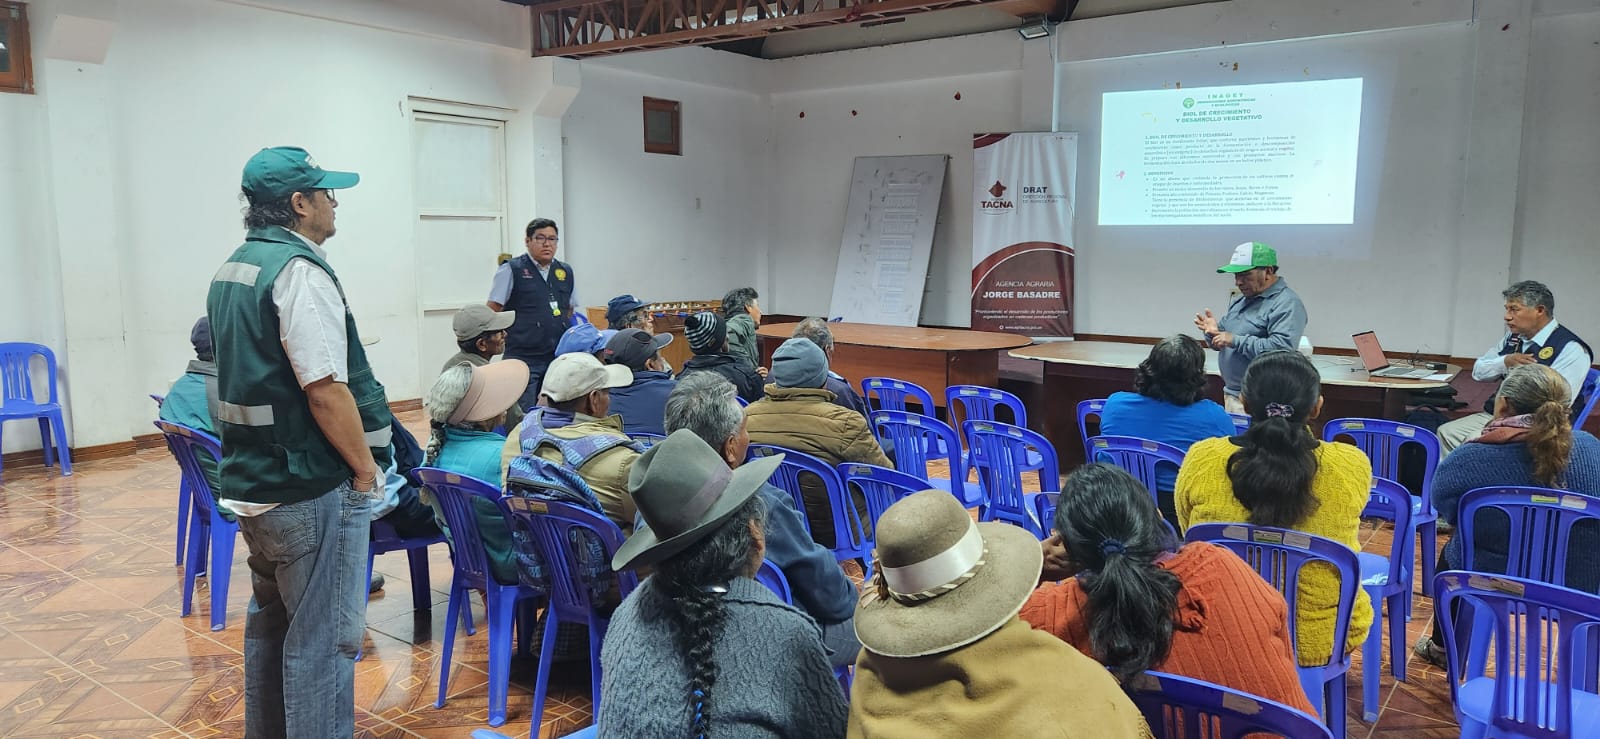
[
  {"xmin": 1217, "ymin": 241, "xmax": 1277, "ymax": 273},
  {"xmin": 241, "ymin": 146, "xmax": 360, "ymax": 201}
]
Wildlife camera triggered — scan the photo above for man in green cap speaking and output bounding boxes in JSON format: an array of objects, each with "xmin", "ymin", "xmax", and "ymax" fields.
[
  {"xmin": 206, "ymin": 146, "xmax": 392, "ymax": 736},
  {"xmin": 1193, "ymin": 241, "xmax": 1309, "ymax": 412}
]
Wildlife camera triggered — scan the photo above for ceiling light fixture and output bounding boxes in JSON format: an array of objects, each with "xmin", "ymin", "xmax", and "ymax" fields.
[{"xmin": 1017, "ymin": 15, "xmax": 1051, "ymax": 40}]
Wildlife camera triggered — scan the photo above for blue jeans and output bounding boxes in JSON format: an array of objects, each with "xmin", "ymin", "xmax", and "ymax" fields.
[{"xmin": 236, "ymin": 482, "xmax": 370, "ymax": 738}]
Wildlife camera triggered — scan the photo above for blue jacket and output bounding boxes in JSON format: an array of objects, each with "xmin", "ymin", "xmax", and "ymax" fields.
[
  {"xmin": 1100, "ymin": 391, "xmax": 1235, "ymax": 492},
  {"xmin": 608, "ymin": 371, "xmax": 677, "ymax": 436}
]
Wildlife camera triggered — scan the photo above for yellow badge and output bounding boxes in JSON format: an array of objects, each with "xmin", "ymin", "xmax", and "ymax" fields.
[
  {"xmin": 554, "ymin": 268, "xmax": 567, "ymax": 281},
  {"xmin": 1538, "ymin": 346, "xmax": 1554, "ymax": 360}
]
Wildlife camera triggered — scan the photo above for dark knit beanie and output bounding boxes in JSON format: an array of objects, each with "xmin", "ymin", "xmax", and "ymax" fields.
[{"xmin": 684, "ymin": 312, "xmax": 727, "ymax": 355}]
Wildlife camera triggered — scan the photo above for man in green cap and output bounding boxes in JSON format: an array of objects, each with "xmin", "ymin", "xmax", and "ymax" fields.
[
  {"xmin": 206, "ymin": 146, "xmax": 392, "ymax": 737},
  {"xmin": 1194, "ymin": 241, "xmax": 1309, "ymax": 412}
]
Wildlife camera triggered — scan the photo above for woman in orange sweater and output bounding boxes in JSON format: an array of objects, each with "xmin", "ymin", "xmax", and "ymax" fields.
[{"xmin": 1021, "ymin": 464, "xmax": 1315, "ymax": 714}]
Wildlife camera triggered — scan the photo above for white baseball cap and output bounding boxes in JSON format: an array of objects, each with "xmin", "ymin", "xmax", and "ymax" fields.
[{"xmin": 539, "ymin": 352, "xmax": 632, "ymax": 403}]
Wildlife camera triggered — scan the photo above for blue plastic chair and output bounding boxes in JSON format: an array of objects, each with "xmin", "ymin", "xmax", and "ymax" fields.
[
  {"xmin": 747, "ymin": 445, "xmax": 873, "ymax": 575},
  {"xmin": 1358, "ymin": 477, "xmax": 1415, "ymax": 721},
  {"xmin": 414, "ymin": 468, "xmax": 543, "ymax": 728},
  {"xmin": 1125, "ymin": 670, "xmax": 1335, "ymax": 739},
  {"xmin": 840, "ymin": 463, "xmax": 930, "ymax": 532},
  {"xmin": 0, "ymin": 342, "xmax": 72, "ymax": 478},
  {"xmin": 1574, "ymin": 367, "xmax": 1600, "ymax": 429},
  {"xmin": 868, "ymin": 410, "xmax": 983, "ymax": 507},
  {"xmin": 498, "ymin": 496, "xmax": 637, "ymax": 738},
  {"xmin": 1033, "ymin": 492, "xmax": 1059, "ymax": 541},
  {"xmin": 154, "ymin": 421, "xmax": 238, "ymax": 632},
  {"xmin": 1184, "ymin": 523, "xmax": 1360, "ymax": 737},
  {"xmin": 366, "ymin": 518, "xmax": 443, "ymax": 615},
  {"xmin": 735, "ymin": 395, "xmax": 749, "ymax": 408},
  {"xmin": 752, "ymin": 557, "xmax": 853, "ymax": 695},
  {"xmin": 1087, "ymin": 435, "xmax": 1186, "ymax": 509},
  {"xmin": 1323, "ymin": 418, "xmax": 1441, "ymax": 595},
  {"xmin": 961, "ymin": 420, "xmax": 1059, "ymax": 538},
  {"xmin": 1228, "ymin": 413, "xmax": 1251, "ymax": 434},
  {"xmin": 945, "ymin": 384, "xmax": 1027, "ymax": 427},
  {"xmin": 627, "ymin": 432, "xmax": 665, "ymax": 449},
  {"xmin": 1075, "ymin": 398, "xmax": 1106, "ymax": 461},
  {"xmin": 1434, "ymin": 571, "xmax": 1600, "ymax": 739},
  {"xmin": 861, "ymin": 377, "xmax": 936, "ymax": 417}
]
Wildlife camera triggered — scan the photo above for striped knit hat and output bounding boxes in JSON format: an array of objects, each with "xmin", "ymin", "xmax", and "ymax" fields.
[{"xmin": 684, "ymin": 312, "xmax": 726, "ymax": 355}]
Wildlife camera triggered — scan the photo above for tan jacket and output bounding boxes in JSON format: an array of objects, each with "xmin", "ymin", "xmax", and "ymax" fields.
[
  {"xmin": 500, "ymin": 412, "xmax": 640, "ymax": 535},
  {"xmin": 745, "ymin": 386, "xmax": 893, "ymax": 545}
]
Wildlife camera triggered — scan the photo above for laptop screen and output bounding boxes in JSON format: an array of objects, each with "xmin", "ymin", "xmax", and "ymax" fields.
[{"xmin": 1351, "ymin": 331, "xmax": 1389, "ymax": 371}]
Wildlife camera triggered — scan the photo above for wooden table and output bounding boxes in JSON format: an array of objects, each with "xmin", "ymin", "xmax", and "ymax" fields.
[
  {"xmin": 1009, "ymin": 340, "xmax": 1461, "ymax": 471},
  {"xmin": 757, "ymin": 323, "xmax": 1033, "ymax": 407}
]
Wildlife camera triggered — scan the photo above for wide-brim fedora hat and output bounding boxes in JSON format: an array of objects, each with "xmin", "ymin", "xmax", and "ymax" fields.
[
  {"xmin": 611, "ymin": 430, "xmax": 783, "ymax": 571},
  {"xmin": 855, "ymin": 489, "xmax": 1043, "ymax": 658}
]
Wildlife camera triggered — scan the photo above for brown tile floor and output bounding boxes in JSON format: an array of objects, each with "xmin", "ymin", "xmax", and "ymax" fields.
[{"xmin": 0, "ymin": 411, "xmax": 1459, "ymax": 737}]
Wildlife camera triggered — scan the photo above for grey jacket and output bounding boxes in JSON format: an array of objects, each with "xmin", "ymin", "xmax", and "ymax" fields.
[
  {"xmin": 599, "ymin": 576, "xmax": 848, "ymax": 738},
  {"xmin": 1215, "ymin": 277, "xmax": 1308, "ymax": 394}
]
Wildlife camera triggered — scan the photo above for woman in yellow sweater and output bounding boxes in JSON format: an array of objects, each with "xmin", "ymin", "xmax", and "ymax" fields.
[{"xmin": 1175, "ymin": 350, "xmax": 1373, "ymax": 667}]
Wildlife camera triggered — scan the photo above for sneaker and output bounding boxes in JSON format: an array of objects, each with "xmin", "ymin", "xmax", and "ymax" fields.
[
  {"xmin": 1436, "ymin": 521, "xmax": 1455, "ymax": 536},
  {"xmin": 1413, "ymin": 635, "xmax": 1447, "ymax": 668},
  {"xmin": 369, "ymin": 573, "xmax": 385, "ymax": 595}
]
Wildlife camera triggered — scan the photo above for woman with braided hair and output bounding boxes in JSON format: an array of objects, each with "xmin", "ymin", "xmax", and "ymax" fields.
[{"xmin": 600, "ymin": 431, "xmax": 847, "ymax": 738}]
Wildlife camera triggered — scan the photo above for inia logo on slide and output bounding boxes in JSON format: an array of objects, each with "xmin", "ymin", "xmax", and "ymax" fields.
[{"xmin": 981, "ymin": 180, "xmax": 1014, "ymax": 212}]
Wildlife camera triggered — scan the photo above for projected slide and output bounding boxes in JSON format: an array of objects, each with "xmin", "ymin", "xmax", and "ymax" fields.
[{"xmin": 1098, "ymin": 78, "xmax": 1363, "ymax": 226}]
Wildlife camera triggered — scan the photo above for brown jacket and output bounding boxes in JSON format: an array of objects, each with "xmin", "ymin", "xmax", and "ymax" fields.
[
  {"xmin": 849, "ymin": 617, "xmax": 1153, "ymax": 738},
  {"xmin": 745, "ymin": 386, "xmax": 893, "ymax": 547},
  {"xmin": 499, "ymin": 412, "xmax": 640, "ymax": 535}
]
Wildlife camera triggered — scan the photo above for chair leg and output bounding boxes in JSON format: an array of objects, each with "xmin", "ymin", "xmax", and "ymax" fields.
[
  {"xmin": 529, "ymin": 606, "xmax": 562, "ymax": 735},
  {"xmin": 210, "ymin": 523, "xmax": 237, "ymax": 631},
  {"xmin": 49, "ymin": 411, "xmax": 71, "ymax": 475},
  {"xmin": 1361, "ymin": 585, "xmax": 1381, "ymax": 722},
  {"xmin": 181, "ymin": 514, "xmax": 205, "ymax": 617},
  {"xmin": 1326, "ymin": 673, "xmax": 1347, "ymax": 736},
  {"xmin": 436, "ymin": 583, "xmax": 465, "ymax": 709},
  {"xmin": 407, "ymin": 547, "xmax": 432, "ymax": 613},
  {"xmin": 1388, "ymin": 591, "xmax": 1407, "ymax": 683},
  {"xmin": 175, "ymin": 480, "xmax": 191, "ymax": 567},
  {"xmin": 485, "ymin": 588, "xmax": 518, "ymax": 727},
  {"xmin": 1418, "ymin": 521, "xmax": 1437, "ymax": 596},
  {"xmin": 37, "ymin": 417, "xmax": 54, "ymax": 467}
]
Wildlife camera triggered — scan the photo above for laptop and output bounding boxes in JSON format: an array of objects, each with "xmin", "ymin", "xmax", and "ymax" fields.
[{"xmin": 1352, "ymin": 331, "xmax": 1435, "ymax": 378}]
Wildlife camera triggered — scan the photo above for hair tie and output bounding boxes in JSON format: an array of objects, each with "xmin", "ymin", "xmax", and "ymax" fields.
[
  {"xmin": 1265, "ymin": 402, "xmax": 1295, "ymax": 418},
  {"xmin": 1099, "ymin": 538, "xmax": 1126, "ymax": 557}
]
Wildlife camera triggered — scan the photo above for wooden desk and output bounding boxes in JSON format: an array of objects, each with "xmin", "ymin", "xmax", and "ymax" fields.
[
  {"xmin": 757, "ymin": 323, "xmax": 1033, "ymax": 407},
  {"xmin": 1009, "ymin": 341, "xmax": 1461, "ymax": 470}
]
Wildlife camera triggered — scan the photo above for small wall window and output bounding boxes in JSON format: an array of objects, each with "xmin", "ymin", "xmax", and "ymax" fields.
[
  {"xmin": 643, "ymin": 97, "xmax": 681, "ymax": 156},
  {"xmin": 0, "ymin": 1, "xmax": 33, "ymax": 95}
]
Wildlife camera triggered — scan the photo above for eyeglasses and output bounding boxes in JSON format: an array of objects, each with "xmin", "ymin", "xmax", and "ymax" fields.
[{"xmin": 532, "ymin": 235, "xmax": 559, "ymax": 244}]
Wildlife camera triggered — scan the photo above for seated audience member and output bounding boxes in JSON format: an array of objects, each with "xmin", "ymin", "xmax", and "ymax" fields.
[
  {"xmin": 791, "ymin": 317, "xmax": 869, "ymax": 419},
  {"xmin": 1100, "ymin": 335, "xmax": 1236, "ymax": 523},
  {"xmin": 373, "ymin": 418, "xmax": 447, "ymax": 540},
  {"xmin": 441, "ymin": 303, "xmax": 515, "ymax": 373},
  {"xmin": 850, "ymin": 490, "xmax": 1151, "ymax": 738},
  {"xmin": 501, "ymin": 352, "xmax": 642, "ymax": 534},
  {"xmin": 422, "ymin": 360, "xmax": 530, "ymax": 585},
  {"xmin": 678, "ymin": 311, "xmax": 765, "ymax": 404},
  {"xmin": 661, "ymin": 373, "xmax": 860, "ymax": 667},
  {"xmin": 1022, "ymin": 464, "xmax": 1314, "ymax": 712},
  {"xmin": 1415, "ymin": 363, "xmax": 1600, "ymax": 666},
  {"xmin": 605, "ymin": 294, "xmax": 654, "ymax": 332},
  {"xmin": 601, "ymin": 431, "xmax": 847, "ymax": 738},
  {"xmin": 554, "ymin": 321, "xmax": 614, "ymax": 359},
  {"xmin": 1439, "ymin": 280, "xmax": 1593, "ymax": 454},
  {"xmin": 722, "ymin": 286, "xmax": 764, "ymax": 371},
  {"xmin": 159, "ymin": 317, "xmax": 226, "ymax": 511},
  {"xmin": 1175, "ymin": 350, "xmax": 1373, "ymax": 667},
  {"xmin": 745, "ymin": 338, "xmax": 891, "ymax": 547},
  {"xmin": 601, "ymin": 328, "xmax": 677, "ymax": 436}
]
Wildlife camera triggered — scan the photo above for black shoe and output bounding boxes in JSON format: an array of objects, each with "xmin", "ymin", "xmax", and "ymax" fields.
[
  {"xmin": 369, "ymin": 573, "xmax": 385, "ymax": 595},
  {"xmin": 1413, "ymin": 635, "xmax": 1447, "ymax": 669}
]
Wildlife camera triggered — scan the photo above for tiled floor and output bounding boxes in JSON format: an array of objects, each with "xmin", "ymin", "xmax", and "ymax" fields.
[{"xmin": 0, "ymin": 410, "xmax": 1461, "ymax": 737}]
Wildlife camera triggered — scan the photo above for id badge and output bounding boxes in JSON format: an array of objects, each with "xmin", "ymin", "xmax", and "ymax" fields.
[{"xmin": 549, "ymin": 300, "xmax": 561, "ymax": 316}]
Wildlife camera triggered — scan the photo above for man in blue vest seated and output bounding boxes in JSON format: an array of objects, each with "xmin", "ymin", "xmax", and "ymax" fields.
[
  {"xmin": 487, "ymin": 217, "xmax": 577, "ymax": 412},
  {"xmin": 1439, "ymin": 280, "xmax": 1593, "ymax": 454},
  {"xmin": 207, "ymin": 146, "xmax": 392, "ymax": 737}
]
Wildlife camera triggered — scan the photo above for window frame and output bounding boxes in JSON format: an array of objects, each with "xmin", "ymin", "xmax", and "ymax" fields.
[
  {"xmin": 642, "ymin": 96, "xmax": 681, "ymax": 156},
  {"xmin": 0, "ymin": 0, "xmax": 34, "ymax": 95}
]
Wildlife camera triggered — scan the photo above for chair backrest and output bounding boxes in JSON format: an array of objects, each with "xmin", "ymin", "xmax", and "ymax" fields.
[
  {"xmin": 149, "ymin": 393, "xmax": 166, "ymax": 409},
  {"xmin": 868, "ymin": 409, "xmax": 963, "ymax": 482},
  {"xmin": 748, "ymin": 445, "xmax": 870, "ymax": 560},
  {"xmin": 1228, "ymin": 413, "xmax": 1251, "ymax": 434},
  {"xmin": 841, "ymin": 462, "xmax": 930, "ymax": 532},
  {"xmin": 1321, "ymin": 418, "xmax": 1439, "ymax": 504},
  {"xmin": 962, "ymin": 420, "xmax": 1060, "ymax": 537},
  {"xmin": 1434, "ymin": 571, "xmax": 1600, "ymax": 738},
  {"xmin": 627, "ymin": 432, "xmax": 665, "ymax": 450},
  {"xmin": 746, "ymin": 444, "xmax": 809, "ymax": 525},
  {"xmin": 413, "ymin": 467, "xmax": 507, "ymax": 587},
  {"xmin": 153, "ymin": 421, "xmax": 224, "ymax": 522},
  {"xmin": 753, "ymin": 558, "xmax": 793, "ymax": 604},
  {"xmin": 0, "ymin": 342, "xmax": 57, "ymax": 405},
  {"xmin": 1184, "ymin": 523, "xmax": 1359, "ymax": 669},
  {"xmin": 861, "ymin": 377, "xmax": 936, "ymax": 417},
  {"xmin": 1087, "ymin": 435, "xmax": 1186, "ymax": 504},
  {"xmin": 497, "ymin": 496, "xmax": 638, "ymax": 619},
  {"xmin": 1126, "ymin": 670, "xmax": 1334, "ymax": 739},
  {"xmin": 735, "ymin": 395, "xmax": 749, "ymax": 408},
  {"xmin": 1364, "ymin": 477, "xmax": 1415, "ymax": 580},
  {"xmin": 1574, "ymin": 367, "xmax": 1600, "ymax": 429},
  {"xmin": 1459, "ymin": 486, "xmax": 1600, "ymax": 585},
  {"xmin": 1033, "ymin": 492, "xmax": 1060, "ymax": 537},
  {"xmin": 945, "ymin": 384, "xmax": 1027, "ymax": 429},
  {"xmin": 1076, "ymin": 398, "xmax": 1106, "ymax": 460}
]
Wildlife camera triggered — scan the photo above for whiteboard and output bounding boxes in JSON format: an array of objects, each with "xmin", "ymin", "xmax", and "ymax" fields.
[{"xmin": 828, "ymin": 155, "xmax": 948, "ymax": 326}]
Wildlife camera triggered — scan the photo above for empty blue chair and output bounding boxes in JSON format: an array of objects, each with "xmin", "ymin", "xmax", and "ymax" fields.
[
  {"xmin": 1087, "ymin": 435, "xmax": 1186, "ymax": 509},
  {"xmin": 154, "ymin": 421, "xmax": 238, "ymax": 632},
  {"xmin": 498, "ymin": 496, "xmax": 637, "ymax": 738},
  {"xmin": 961, "ymin": 420, "xmax": 1059, "ymax": 538},
  {"xmin": 1075, "ymin": 398, "xmax": 1106, "ymax": 461},
  {"xmin": 868, "ymin": 410, "xmax": 982, "ymax": 507},
  {"xmin": 1434, "ymin": 571, "xmax": 1600, "ymax": 739},
  {"xmin": 945, "ymin": 384, "xmax": 1028, "ymax": 427},
  {"xmin": 861, "ymin": 377, "xmax": 936, "ymax": 417},
  {"xmin": 841, "ymin": 463, "xmax": 929, "ymax": 532},
  {"xmin": 1185, "ymin": 523, "xmax": 1361, "ymax": 737},
  {"xmin": 1574, "ymin": 367, "xmax": 1600, "ymax": 429},
  {"xmin": 414, "ymin": 468, "xmax": 543, "ymax": 727},
  {"xmin": 0, "ymin": 342, "xmax": 72, "ymax": 478},
  {"xmin": 1358, "ymin": 477, "xmax": 1415, "ymax": 721},
  {"xmin": 1228, "ymin": 413, "xmax": 1251, "ymax": 434},
  {"xmin": 1125, "ymin": 670, "xmax": 1334, "ymax": 739},
  {"xmin": 1323, "ymin": 418, "xmax": 1441, "ymax": 595},
  {"xmin": 748, "ymin": 444, "xmax": 873, "ymax": 575}
]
